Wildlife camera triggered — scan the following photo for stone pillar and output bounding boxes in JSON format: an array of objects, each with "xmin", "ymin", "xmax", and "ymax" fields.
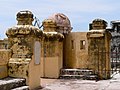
[
  {"xmin": 42, "ymin": 19, "xmax": 64, "ymax": 78},
  {"xmin": 87, "ymin": 19, "xmax": 111, "ymax": 79},
  {"xmin": 6, "ymin": 10, "xmax": 43, "ymax": 89}
]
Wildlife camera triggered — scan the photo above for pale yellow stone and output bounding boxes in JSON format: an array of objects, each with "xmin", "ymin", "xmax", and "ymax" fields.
[
  {"xmin": 87, "ymin": 29, "xmax": 111, "ymax": 79},
  {"xmin": 0, "ymin": 65, "xmax": 8, "ymax": 78},
  {"xmin": 63, "ymin": 32, "xmax": 88, "ymax": 69},
  {"xmin": 0, "ymin": 49, "xmax": 11, "ymax": 79}
]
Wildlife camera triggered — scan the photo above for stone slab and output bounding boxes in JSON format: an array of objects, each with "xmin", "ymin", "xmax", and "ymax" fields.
[{"xmin": 34, "ymin": 41, "xmax": 41, "ymax": 65}]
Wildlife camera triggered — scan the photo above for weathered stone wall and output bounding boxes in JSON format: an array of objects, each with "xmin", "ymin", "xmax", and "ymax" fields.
[
  {"xmin": 41, "ymin": 18, "xmax": 64, "ymax": 78},
  {"xmin": 41, "ymin": 35, "xmax": 63, "ymax": 78},
  {"xmin": 8, "ymin": 58, "xmax": 30, "ymax": 80},
  {"xmin": 87, "ymin": 31, "xmax": 111, "ymax": 79},
  {"xmin": 63, "ymin": 32, "xmax": 88, "ymax": 68},
  {"xmin": 0, "ymin": 49, "xmax": 11, "ymax": 78},
  {"xmin": 6, "ymin": 10, "xmax": 43, "ymax": 89},
  {"xmin": 0, "ymin": 39, "xmax": 9, "ymax": 49},
  {"xmin": 87, "ymin": 19, "xmax": 111, "ymax": 79}
]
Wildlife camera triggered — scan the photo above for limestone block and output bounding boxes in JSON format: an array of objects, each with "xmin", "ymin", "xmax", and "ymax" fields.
[
  {"xmin": 44, "ymin": 57, "xmax": 59, "ymax": 78},
  {"xmin": 0, "ymin": 49, "xmax": 11, "ymax": 65},
  {"xmin": 8, "ymin": 58, "xmax": 31, "ymax": 81},
  {"xmin": 0, "ymin": 49, "xmax": 11, "ymax": 78},
  {"xmin": 0, "ymin": 65, "xmax": 7, "ymax": 78}
]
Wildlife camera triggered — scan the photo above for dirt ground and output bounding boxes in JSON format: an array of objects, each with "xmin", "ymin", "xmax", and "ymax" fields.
[{"xmin": 40, "ymin": 73, "xmax": 120, "ymax": 90}]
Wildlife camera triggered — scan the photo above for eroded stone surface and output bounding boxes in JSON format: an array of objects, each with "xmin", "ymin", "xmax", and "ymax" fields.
[
  {"xmin": 43, "ymin": 13, "xmax": 72, "ymax": 34},
  {"xmin": 0, "ymin": 77, "xmax": 27, "ymax": 90},
  {"xmin": 6, "ymin": 10, "xmax": 43, "ymax": 59},
  {"xmin": 0, "ymin": 50, "xmax": 11, "ymax": 78},
  {"xmin": 87, "ymin": 19, "xmax": 111, "ymax": 79},
  {"xmin": 8, "ymin": 58, "xmax": 31, "ymax": 78}
]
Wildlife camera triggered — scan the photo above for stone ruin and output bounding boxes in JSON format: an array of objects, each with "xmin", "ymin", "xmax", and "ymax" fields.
[{"xmin": 0, "ymin": 10, "xmax": 112, "ymax": 89}]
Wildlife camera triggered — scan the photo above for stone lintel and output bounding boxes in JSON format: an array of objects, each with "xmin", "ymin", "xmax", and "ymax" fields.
[
  {"xmin": 87, "ymin": 29, "xmax": 106, "ymax": 38},
  {"xmin": 9, "ymin": 58, "xmax": 31, "ymax": 63},
  {"xmin": 43, "ymin": 32, "xmax": 64, "ymax": 41},
  {"xmin": 6, "ymin": 25, "xmax": 43, "ymax": 37}
]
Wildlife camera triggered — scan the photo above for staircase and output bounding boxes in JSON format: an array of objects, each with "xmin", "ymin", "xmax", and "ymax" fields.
[
  {"xmin": 60, "ymin": 69, "xmax": 98, "ymax": 80},
  {"xmin": 0, "ymin": 77, "xmax": 29, "ymax": 90}
]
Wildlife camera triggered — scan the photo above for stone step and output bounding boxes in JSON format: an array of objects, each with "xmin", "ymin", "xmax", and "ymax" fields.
[
  {"xmin": 60, "ymin": 75, "xmax": 84, "ymax": 79},
  {"xmin": 60, "ymin": 69, "xmax": 95, "ymax": 75},
  {"xmin": 85, "ymin": 75, "xmax": 98, "ymax": 80},
  {"xmin": 60, "ymin": 69, "xmax": 98, "ymax": 80},
  {"xmin": 0, "ymin": 77, "xmax": 27, "ymax": 90},
  {"xmin": 60, "ymin": 74, "xmax": 97, "ymax": 80},
  {"xmin": 11, "ymin": 86, "xmax": 29, "ymax": 90}
]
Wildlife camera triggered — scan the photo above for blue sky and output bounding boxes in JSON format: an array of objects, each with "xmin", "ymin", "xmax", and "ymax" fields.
[{"xmin": 0, "ymin": 0, "xmax": 120, "ymax": 39}]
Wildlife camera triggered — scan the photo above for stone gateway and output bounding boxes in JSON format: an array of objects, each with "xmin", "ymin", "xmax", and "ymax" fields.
[{"xmin": 0, "ymin": 10, "xmax": 113, "ymax": 89}]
